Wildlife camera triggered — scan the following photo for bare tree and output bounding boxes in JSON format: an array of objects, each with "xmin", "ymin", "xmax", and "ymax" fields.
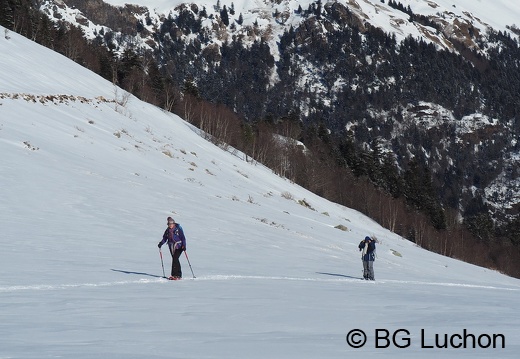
[{"xmin": 163, "ymin": 83, "xmax": 180, "ymax": 112}]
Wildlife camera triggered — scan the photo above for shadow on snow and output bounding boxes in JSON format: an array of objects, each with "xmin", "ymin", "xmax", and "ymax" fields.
[
  {"xmin": 111, "ymin": 268, "xmax": 165, "ymax": 279},
  {"xmin": 316, "ymin": 272, "xmax": 362, "ymax": 280}
]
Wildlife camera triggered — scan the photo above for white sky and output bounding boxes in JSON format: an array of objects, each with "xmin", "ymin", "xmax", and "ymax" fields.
[{"xmin": 1, "ymin": 25, "xmax": 520, "ymax": 358}]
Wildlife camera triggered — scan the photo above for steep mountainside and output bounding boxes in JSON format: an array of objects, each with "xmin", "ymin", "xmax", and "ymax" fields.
[{"xmin": 30, "ymin": 0, "xmax": 520, "ymax": 237}]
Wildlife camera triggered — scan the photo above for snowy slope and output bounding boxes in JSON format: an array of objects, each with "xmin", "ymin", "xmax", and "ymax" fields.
[
  {"xmin": 41, "ymin": 0, "xmax": 520, "ymax": 58},
  {"xmin": 100, "ymin": 0, "xmax": 520, "ymax": 34},
  {"xmin": 99, "ymin": 0, "xmax": 520, "ymax": 41},
  {"xmin": 1, "ymin": 26, "xmax": 520, "ymax": 358}
]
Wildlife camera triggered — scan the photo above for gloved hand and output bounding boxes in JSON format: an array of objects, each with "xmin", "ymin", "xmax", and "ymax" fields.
[
  {"xmin": 158, "ymin": 242, "xmax": 162, "ymax": 248},
  {"xmin": 181, "ymin": 245, "xmax": 186, "ymax": 252}
]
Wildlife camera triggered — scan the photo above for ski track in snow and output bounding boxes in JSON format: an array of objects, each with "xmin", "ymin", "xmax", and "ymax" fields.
[
  {"xmin": 0, "ymin": 278, "xmax": 164, "ymax": 292},
  {"xmin": 1, "ymin": 274, "xmax": 518, "ymax": 293}
]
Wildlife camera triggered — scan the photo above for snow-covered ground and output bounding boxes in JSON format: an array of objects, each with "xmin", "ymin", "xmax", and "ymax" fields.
[{"xmin": 1, "ymin": 26, "xmax": 520, "ymax": 358}]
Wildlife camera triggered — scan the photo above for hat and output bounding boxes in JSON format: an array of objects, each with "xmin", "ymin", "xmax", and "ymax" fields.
[
  {"xmin": 167, "ymin": 217, "xmax": 175, "ymax": 223},
  {"xmin": 365, "ymin": 236, "xmax": 371, "ymax": 241}
]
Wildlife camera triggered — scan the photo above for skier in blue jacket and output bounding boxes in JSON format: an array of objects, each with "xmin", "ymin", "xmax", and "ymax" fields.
[
  {"xmin": 358, "ymin": 236, "xmax": 376, "ymax": 280},
  {"xmin": 158, "ymin": 217, "xmax": 187, "ymax": 279}
]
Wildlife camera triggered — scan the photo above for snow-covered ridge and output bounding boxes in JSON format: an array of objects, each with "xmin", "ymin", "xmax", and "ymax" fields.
[
  {"xmin": 99, "ymin": 0, "xmax": 520, "ymax": 36},
  {"xmin": 60, "ymin": 0, "xmax": 520, "ymax": 50},
  {"xmin": 40, "ymin": 0, "xmax": 520, "ymax": 58}
]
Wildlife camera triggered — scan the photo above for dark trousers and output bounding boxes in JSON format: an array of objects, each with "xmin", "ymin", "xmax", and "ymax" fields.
[
  {"xmin": 168, "ymin": 244, "xmax": 183, "ymax": 278},
  {"xmin": 363, "ymin": 260, "xmax": 374, "ymax": 280}
]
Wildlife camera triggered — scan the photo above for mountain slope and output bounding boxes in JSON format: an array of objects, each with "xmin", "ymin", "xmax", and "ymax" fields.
[
  {"xmin": 48, "ymin": 0, "xmax": 520, "ymax": 54},
  {"xmin": 32, "ymin": 0, "xmax": 520, "ymax": 230},
  {"xmin": 2, "ymin": 25, "xmax": 520, "ymax": 358}
]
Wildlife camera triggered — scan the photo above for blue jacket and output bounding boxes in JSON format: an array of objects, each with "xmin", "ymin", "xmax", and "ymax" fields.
[
  {"xmin": 358, "ymin": 240, "xmax": 376, "ymax": 261},
  {"xmin": 159, "ymin": 223, "xmax": 186, "ymax": 250}
]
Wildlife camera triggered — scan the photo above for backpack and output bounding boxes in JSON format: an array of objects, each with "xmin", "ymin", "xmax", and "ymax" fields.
[{"xmin": 359, "ymin": 241, "xmax": 368, "ymax": 258}]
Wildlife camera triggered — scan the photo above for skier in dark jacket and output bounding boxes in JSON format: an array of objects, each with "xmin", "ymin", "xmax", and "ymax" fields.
[
  {"xmin": 358, "ymin": 236, "xmax": 376, "ymax": 280},
  {"xmin": 158, "ymin": 217, "xmax": 187, "ymax": 279}
]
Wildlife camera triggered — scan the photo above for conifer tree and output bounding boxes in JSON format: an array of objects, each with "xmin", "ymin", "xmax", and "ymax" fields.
[
  {"xmin": 220, "ymin": 5, "xmax": 229, "ymax": 26},
  {"xmin": 0, "ymin": 0, "xmax": 14, "ymax": 29}
]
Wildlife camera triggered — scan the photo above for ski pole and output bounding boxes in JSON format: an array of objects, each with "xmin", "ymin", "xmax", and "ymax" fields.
[
  {"xmin": 159, "ymin": 248, "xmax": 166, "ymax": 278},
  {"xmin": 184, "ymin": 250, "xmax": 196, "ymax": 278}
]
